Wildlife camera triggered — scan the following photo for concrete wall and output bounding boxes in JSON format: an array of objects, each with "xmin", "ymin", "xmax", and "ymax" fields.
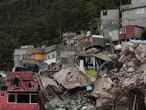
[
  {"xmin": 101, "ymin": 9, "xmax": 119, "ymax": 20},
  {"xmin": 58, "ymin": 45, "xmax": 76, "ymax": 67},
  {"xmin": 102, "ymin": 29, "xmax": 112, "ymax": 39},
  {"xmin": 109, "ymin": 29, "xmax": 119, "ymax": 41},
  {"xmin": 100, "ymin": 9, "xmax": 119, "ymax": 40},
  {"xmin": 45, "ymin": 51, "xmax": 57, "ymax": 60},
  {"xmin": 14, "ymin": 55, "xmax": 23, "ymax": 67},
  {"xmin": 101, "ymin": 9, "xmax": 119, "ymax": 30},
  {"xmin": 122, "ymin": 7, "xmax": 146, "ymax": 27},
  {"xmin": 121, "ymin": 0, "xmax": 146, "ymax": 27},
  {"xmin": 135, "ymin": 26, "xmax": 144, "ymax": 38},
  {"xmin": 132, "ymin": 0, "xmax": 146, "ymax": 7},
  {"xmin": 44, "ymin": 44, "xmax": 76, "ymax": 69},
  {"xmin": 44, "ymin": 45, "xmax": 56, "ymax": 53},
  {"xmin": 14, "ymin": 47, "xmax": 44, "ymax": 67}
]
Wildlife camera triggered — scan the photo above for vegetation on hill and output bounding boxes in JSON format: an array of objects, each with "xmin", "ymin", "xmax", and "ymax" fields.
[{"xmin": 0, "ymin": 0, "xmax": 130, "ymax": 70}]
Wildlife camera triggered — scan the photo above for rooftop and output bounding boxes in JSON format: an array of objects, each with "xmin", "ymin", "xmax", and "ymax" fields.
[
  {"xmin": 6, "ymin": 72, "xmax": 38, "ymax": 92},
  {"xmin": 121, "ymin": 1, "xmax": 146, "ymax": 10}
]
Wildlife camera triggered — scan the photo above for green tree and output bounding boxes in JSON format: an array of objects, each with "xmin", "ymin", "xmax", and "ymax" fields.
[{"xmin": 0, "ymin": 0, "xmax": 130, "ymax": 69}]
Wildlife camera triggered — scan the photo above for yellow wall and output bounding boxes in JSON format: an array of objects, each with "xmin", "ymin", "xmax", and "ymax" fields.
[{"xmin": 34, "ymin": 54, "xmax": 45, "ymax": 61}]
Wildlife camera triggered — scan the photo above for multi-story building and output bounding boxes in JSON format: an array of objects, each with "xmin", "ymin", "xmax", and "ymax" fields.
[
  {"xmin": 13, "ymin": 45, "xmax": 45, "ymax": 71},
  {"xmin": 121, "ymin": 0, "xmax": 146, "ymax": 27},
  {"xmin": 44, "ymin": 44, "xmax": 76, "ymax": 70},
  {"xmin": 100, "ymin": 9, "xmax": 119, "ymax": 40},
  {"xmin": 14, "ymin": 44, "xmax": 76, "ymax": 72}
]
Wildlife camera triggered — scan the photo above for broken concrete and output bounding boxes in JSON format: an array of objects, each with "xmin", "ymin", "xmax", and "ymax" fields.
[
  {"xmin": 54, "ymin": 68, "xmax": 90, "ymax": 89},
  {"xmin": 40, "ymin": 76, "xmax": 59, "ymax": 88},
  {"xmin": 38, "ymin": 44, "xmax": 146, "ymax": 110},
  {"xmin": 91, "ymin": 77, "xmax": 114, "ymax": 97}
]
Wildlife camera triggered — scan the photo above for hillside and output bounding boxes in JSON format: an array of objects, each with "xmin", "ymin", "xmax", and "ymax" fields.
[{"xmin": 0, "ymin": 0, "xmax": 130, "ymax": 70}]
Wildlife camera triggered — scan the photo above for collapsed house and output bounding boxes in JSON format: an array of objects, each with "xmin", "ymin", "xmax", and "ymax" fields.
[
  {"xmin": 38, "ymin": 67, "xmax": 96, "ymax": 110},
  {"xmin": 37, "ymin": 45, "xmax": 117, "ymax": 110},
  {"xmin": 36, "ymin": 39, "xmax": 146, "ymax": 110},
  {"xmin": 91, "ymin": 44, "xmax": 146, "ymax": 110}
]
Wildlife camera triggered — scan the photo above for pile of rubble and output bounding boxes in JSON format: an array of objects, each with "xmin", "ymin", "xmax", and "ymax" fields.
[
  {"xmin": 38, "ymin": 44, "xmax": 146, "ymax": 110},
  {"xmin": 66, "ymin": 90, "xmax": 96, "ymax": 110},
  {"xmin": 92, "ymin": 44, "xmax": 146, "ymax": 110}
]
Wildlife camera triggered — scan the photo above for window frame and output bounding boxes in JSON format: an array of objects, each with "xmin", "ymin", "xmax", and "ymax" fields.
[
  {"xmin": 17, "ymin": 94, "xmax": 30, "ymax": 104},
  {"xmin": 135, "ymin": 8, "xmax": 145, "ymax": 14},
  {"xmin": 7, "ymin": 93, "xmax": 38, "ymax": 104},
  {"xmin": 30, "ymin": 94, "xmax": 38, "ymax": 104},
  {"xmin": 8, "ymin": 93, "xmax": 17, "ymax": 104}
]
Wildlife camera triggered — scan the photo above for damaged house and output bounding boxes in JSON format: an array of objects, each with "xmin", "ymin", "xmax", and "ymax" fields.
[
  {"xmin": 13, "ymin": 45, "xmax": 45, "ymax": 72},
  {"xmin": 37, "ymin": 42, "xmax": 146, "ymax": 110},
  {"xmin": 44, "ymin": 44, "xmax": 76, "ymax": 71}
]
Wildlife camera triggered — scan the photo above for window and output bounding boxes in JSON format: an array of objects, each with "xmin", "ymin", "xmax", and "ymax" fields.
[
  {"xmin": 136, "ymin": 8, "xmax": 145, "ymax": 14},
  {"xmin": 135, "ymin": 19, "xmax": 143, "ymax": 25},
  {"xmin": 8, "ymin": 94, "xmax": 16, "ymax": 103},
  {"xmin": 31, "ymin": 95, "xmax": 38, "ymax": 103},
  {"xmin": 120, "ymin": 27, "xmax": 126, "ymax": 34},
  {"xmin": 103, "ymin": 10, "xmax": 108, "ymax": 16},
  {"xmin": 17, "ymin": 94, "xmax": 29, "ymax": 103},
  {"xmin": 8, "ymin": 94, "xmax": 38, "ymax": 104},
  {"xmin": 52, "ymin": 54, "xmax": 55, "ymax": 58},
  {"xmin": 0, "ymin": 93, "xmax": 4, "ymax": 97}
]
